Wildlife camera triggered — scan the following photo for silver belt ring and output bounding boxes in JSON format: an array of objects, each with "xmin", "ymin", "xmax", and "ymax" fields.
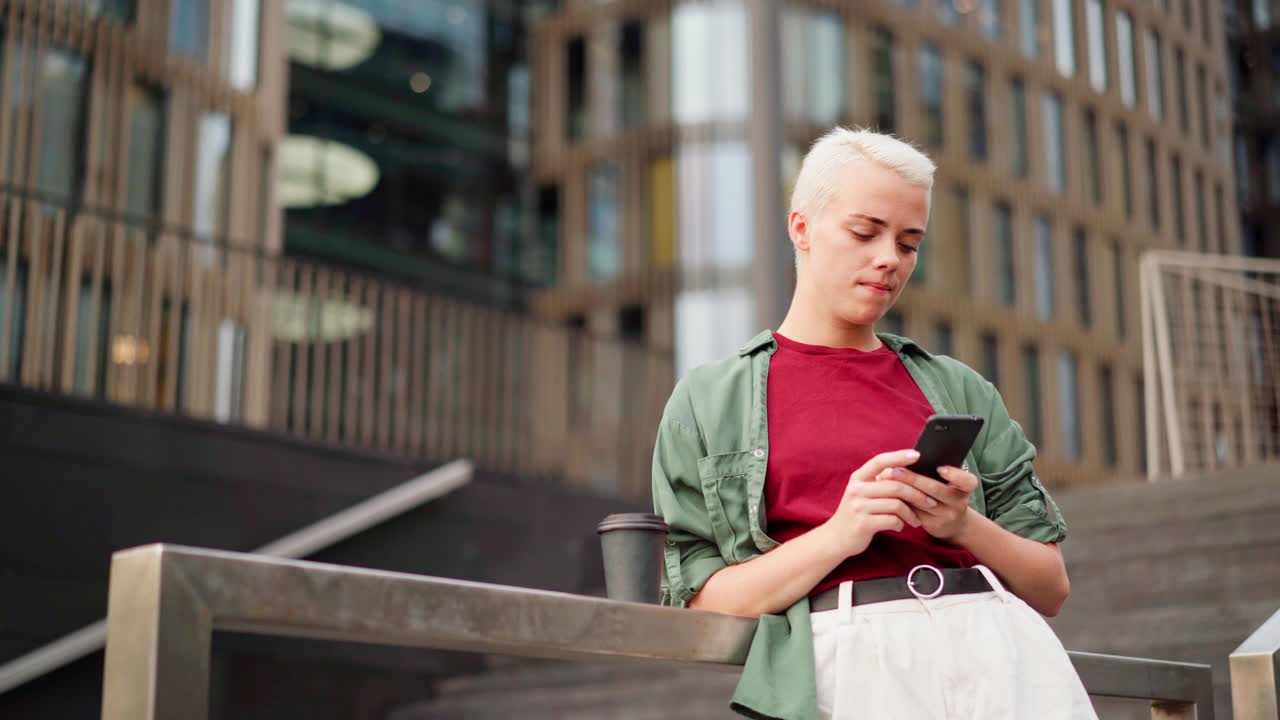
[{"xmin": 907, "ymin": 565, "xmax": 945, "ymax": 600}]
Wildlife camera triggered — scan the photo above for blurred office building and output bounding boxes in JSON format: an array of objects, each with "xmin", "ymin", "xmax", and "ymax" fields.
[
  {"xmin": 0, "ymin": 0, "xmax": 1273, "ymax": 718},
  {"xmin": 531, "ymin": 0, "xmax": 1241, "ymax": 488}
]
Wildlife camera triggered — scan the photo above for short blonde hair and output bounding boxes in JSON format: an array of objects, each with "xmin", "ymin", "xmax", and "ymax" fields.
[{"xmin": 789, "ymin": 127, "xmax": 936, "ymax": 217}]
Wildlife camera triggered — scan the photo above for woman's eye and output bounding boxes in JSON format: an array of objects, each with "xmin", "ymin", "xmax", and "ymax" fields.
[
  {"xmin": 852, "ymin": 231, "xmax": 873, "ymax": 240},
  {"xmin": 899, "ymin": 243, "xmax": 919, "ymax": 254}
]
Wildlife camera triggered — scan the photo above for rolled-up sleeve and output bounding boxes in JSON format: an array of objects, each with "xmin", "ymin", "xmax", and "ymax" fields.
[
  {"xmin": 973, "ymin": 378, "xmax": 1069, "ymax": 544},
  {"xmin": 651, "ymin": 404, "xmax": 728, "ymax": 607}
]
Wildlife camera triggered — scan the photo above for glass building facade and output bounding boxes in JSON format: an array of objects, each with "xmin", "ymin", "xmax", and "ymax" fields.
[{"xmin": 281, "ymin": 0, "xmax": 553, "ymax": 299}]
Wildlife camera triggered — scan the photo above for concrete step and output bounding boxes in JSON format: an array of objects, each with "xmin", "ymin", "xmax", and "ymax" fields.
[
  {"xmin": 388, "ymin": 661, "xmax": 738, "ymax": 720},
  {"xmin": 1053, "ymin": 464, "xmax": 1280, "ymax": 531},
  {"xmin": 1061, "ymin": 541, "xmax": 1280, "ymax": 612},
  {"xmin": 1060, "ymin": 503, "xmax": 1280, "ymax": 561}
]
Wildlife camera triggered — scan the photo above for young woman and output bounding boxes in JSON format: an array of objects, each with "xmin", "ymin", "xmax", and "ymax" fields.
[{"xmin": 651, "ymin": 128, "xmax": 1097, "ymax": 720}]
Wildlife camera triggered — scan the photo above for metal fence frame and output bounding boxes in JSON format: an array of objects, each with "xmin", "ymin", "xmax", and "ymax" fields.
[
  {"xmin": 1230, "ymin": 608, "xmax": 1280, "ymax": 720},
  {"xmin": 101, "ymin": 545, "xmax": 1217, "ymax": 720}
]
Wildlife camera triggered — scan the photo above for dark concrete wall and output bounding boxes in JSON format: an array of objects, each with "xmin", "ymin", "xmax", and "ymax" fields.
[{"xmin": 0, "ymin": 385, "xmax": 640, "ymax": 719}]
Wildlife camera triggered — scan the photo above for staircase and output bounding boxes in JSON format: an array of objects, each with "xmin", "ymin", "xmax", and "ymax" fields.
[
  {"xmin": 1049, "ymin": 462, "xmax": 1280, "ymax": 719},
  {"xmin": 393, "ymin": 464, "xmax": 1280, "ymax": 720}
]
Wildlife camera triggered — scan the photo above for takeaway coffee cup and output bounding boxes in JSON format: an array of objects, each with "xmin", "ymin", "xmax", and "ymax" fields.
[{"xmin": 596, "ymin": 513, "xmax": 668, "ymax": 604}]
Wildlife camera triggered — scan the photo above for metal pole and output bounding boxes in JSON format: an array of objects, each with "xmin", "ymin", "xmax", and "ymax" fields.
[{"xmin": 747, "ymin": 0, "xmax": 791, "ymax": 332}]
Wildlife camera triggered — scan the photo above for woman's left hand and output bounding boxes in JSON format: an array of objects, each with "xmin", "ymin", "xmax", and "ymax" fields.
[{"xmin": 874, "ymin": 465, "xmax": 979, "ymax": 541}]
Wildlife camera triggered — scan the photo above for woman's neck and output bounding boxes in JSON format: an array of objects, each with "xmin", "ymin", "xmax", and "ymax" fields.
[{"xmin": 775, "ymin": 291, "xmax": 882, "ymax": 352}]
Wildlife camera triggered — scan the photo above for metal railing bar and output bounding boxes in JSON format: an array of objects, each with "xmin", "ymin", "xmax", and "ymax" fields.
[
  {"xmin": 1230, "ymin": 608, "xmax": 1280, "ymax": 720},
  {"xmin": 96, "ymin": 545, "xmax": 1217, "ymax": 720},
  {"xmin": 0, "ymin": 459, "xmax": 474, "ymax": 696}
]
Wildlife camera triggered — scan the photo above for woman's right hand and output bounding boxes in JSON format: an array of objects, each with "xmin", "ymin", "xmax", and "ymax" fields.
[{"xmin": 820, "ymin": 449, "xmax": 941, "ymax": 558}]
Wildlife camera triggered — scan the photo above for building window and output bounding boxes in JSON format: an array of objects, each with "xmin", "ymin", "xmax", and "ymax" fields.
[
  {"xmin": 1020, "ymin": 0, "xmax": 1041, "ymax": 59},
  {"xmin": 36, "ymin": 49, "xmax": 91, "ymax": 203},
  {"xmin": 981, "ymin": 333, "xmax": 1001, "ymax": 388},
  {"xmin": 649, "ymin": 156, "xmax": 675, "ymax": 270},
  {"xmin": 193, "ymin": 112, "xmax": 231, "ymax": 242},
  {"xmin": 1112, "ymin": 240, "xmax": 1125, "ymax": 337},
  {"xmin": 1073, "ymin": 228, "xmax": 1091, "ymax": 327},
  {"xmin": 1146, "ymin": 138, "xmax": 1160, "ymax": 230},
  {"xmin": 1053, "ymin": 0, "xmax": 1075, "ymax": 77},
  {"xmin": 1100, "ymin": 365, "xmax": 1117, "ymax": 466},
  {"xmin": 1034, "ymin": 215, "xmax": 1054, "ymax": 320},
  {"xmin": 672, "ymin": 2, "xmax": 749, "ymax": 124},
  {"xmin": 1145, "ymin": 28, "xmax": 1163, "ymax": 120},
  {"xmin": 620, "ymin": 22, "xmax": 646, "ymax": 129},
  {"xmin": 1174, "ymin": 46, "xmax": 1188, "ymax": 134},
  {"xmin": 567, "ymin": 36, "xmax": 587, "ymax": 140},
  {"xmin": 1059, "ymin": 351, "xmax": 1081, "ymax": 461},
  {"xmin": 170, "ymin": 0, "xmax": 209, "ymax": 59},
  {"xmin": 1084, "ymin": 109, "xmax": 1101, "ymax": 206},
  {"xmin": 919, "ymin": 43, "xmax": 944, "ymax": 149},
  {"xmin": 995, "ymin": 201, "xmax": 1015, "ymax": 306},
  {"xmin": 782, "ymin": 9, "xmax": 845, "ymax": 125},
  {"xmin": 214, "ymin": 319, "xmax": 247, "ymax": 423},
  {"xmin": 1086, "ymin": 0, "xmax": 1107, "ymax": 92},
  {"xmin": 1194, "ymin": 170, "xmax": 1208, "ymax": 252},
  {"xmin": 981, "ymin": 0, "xmax": 1003, "ymax": 40},
  {"xmin": 938, "ymin": 0, "xmax": 963, "ymax": 25},
  {"xmin": 967, "ymin": 61, "xmax": 987, "ymax": 163},
  {"xmin": 1023, "ymin": 345, "xmax": 1044, "ymax": 446},
  {"xmin": 1043, "ymin": 92, "xmax": 1065, "ymax": 194},
  {"xmin": 1265, "ymin": 136, "xmax": 1280, "ymax": 205},
  {"xmin": 1214, "ymin": 182, "xmax": 1226, "ymax": 252},
  {"xmin": 1117, "ymin": 11, "xmax": 1137, "ymax": 108},
  {"xmin": 872, "ymin": 28, "xmax": 897, "ymax": 134},
  {"xmin": 125, "ymin": 86, "xmax": 165, "ymax": 218},
  {"xmin": 588, "ymin": 162, "xmax": 620, "ymax": 282},
  {"xmin": 1197, "ymin": 63, "xmax": 1210, "ymax": 148},
  {"xmin": 1012, "ymin": 78, "xmax": 1029, "ymax": 178},
  {"xmin": 1171, "ymin": 155, "xmax": 1185, "ymax": 245},
  {"xmin": 533, "ymin": 185, "xmax": 560, "ymax": 286},
  {"xmin": 1254, "ymin": 0, "xmax": 1273, "ymax": 29},
  {"xmin": 952, "ymin": 186, "xmax": 973, "ymax": 295},
  {"xmin": 226, "ymin": 0, "xmax": 260, "ymax": 90},
  {"xmin": 933, "ymin": 320, "xmax": 953, "ymax": 357},
  {"xmin": 1116, "ymin": 124, "xmax": 1133, "ymax": 219},
  {"xmin": 1236, "ymin": 133, "xmax": 1252, "ymax": 205}
]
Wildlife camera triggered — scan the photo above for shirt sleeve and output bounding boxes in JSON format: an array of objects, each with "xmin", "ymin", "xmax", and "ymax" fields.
[
  {"xmin": 972, "ymin": 377, "xmax": 1069, "ymax": 544},
  {"xmin": 651, "ymin": 405, "xmax": 728, "ymax": 608}
]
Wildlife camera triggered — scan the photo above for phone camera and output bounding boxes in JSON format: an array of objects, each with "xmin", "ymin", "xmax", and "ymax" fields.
[{"xmin": 937, "ymin": 424, "xmax": 949, "ymax": 431}]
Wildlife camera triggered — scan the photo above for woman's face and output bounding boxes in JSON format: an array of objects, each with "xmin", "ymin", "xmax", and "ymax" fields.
[{"xmin": 790, "ymin": 158, "xmax": 930, "ymax": 327}]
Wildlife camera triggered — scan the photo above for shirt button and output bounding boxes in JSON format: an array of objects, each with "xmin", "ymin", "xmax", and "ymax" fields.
[{"xmin": 753, "ymin": 448, "xmax": 765, "ymax": 458}]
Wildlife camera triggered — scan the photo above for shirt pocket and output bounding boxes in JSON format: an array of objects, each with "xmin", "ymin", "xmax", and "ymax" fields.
[{"xmin": 697, "ymin": 450, "xmax": 760, "ymax": 564}]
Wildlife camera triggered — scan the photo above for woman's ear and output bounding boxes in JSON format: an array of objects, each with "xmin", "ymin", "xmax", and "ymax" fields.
[{"xmin": 788, "ymin": 210, "xmax": 810, "ymax": 255}]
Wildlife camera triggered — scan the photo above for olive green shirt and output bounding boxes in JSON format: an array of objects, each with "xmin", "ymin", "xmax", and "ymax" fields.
[{"xmin": 650, "ymin": 330, "xmax": 1068, "ymax": 720}]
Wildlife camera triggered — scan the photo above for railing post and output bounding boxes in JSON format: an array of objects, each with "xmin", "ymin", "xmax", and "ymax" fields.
[{"xmin": 1230, "ymin": 609, "xmax": 1280, "ymax": 720}]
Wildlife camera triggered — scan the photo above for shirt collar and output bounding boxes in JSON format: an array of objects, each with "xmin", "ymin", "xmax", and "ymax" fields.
[{"xmin": 736, "ymin": 329, "xmax": 934, "ymax": 359}]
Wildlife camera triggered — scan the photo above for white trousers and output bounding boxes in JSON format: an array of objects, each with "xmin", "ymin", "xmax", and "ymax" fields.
[{"xmin": 811, "ymin": 566, "xmax": 1098, "ymax": 720}]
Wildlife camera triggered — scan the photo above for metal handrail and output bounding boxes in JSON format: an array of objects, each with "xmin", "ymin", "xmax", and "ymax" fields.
[
  {"xmin": 0, "ymin": 460, "xmax": 473, "ymax": 696},
  {"xmin": 1230, "ymin": 608, "xmax": 1280, "ymax": 720},
  {"xmin": 100, "ymin": 545, "xmax": 1216, "ymax": 720}
]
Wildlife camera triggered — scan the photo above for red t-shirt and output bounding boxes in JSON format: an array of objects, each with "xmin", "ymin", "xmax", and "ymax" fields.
[{"xmin": 764, "ymin": 333, "xmax": 977, "ymax": 597}]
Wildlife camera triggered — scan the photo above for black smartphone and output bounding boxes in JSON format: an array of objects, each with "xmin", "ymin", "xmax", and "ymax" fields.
[{"xmin": 906, "ymin": 414, "xmax": 985, "ymax": 483}]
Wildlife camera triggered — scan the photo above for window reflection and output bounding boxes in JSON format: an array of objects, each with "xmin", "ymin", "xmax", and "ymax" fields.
[
  {"xmin": 872, "ymin": 28, "xmax": 897, "ymax": 134},
  {"xmin": 588, "ymin": 163, "xmax": 620, "ymax": 283},
  {"xmin": 171, "ymin": 0, "xmax": 209, "ymax": 59},
  {"xmin": 36, "ymin": 49, "xmax": 90, "ymax": 202},
  {"xmin": 193, "ymin": 112, "xmax": 231, "ymax": 242},
  {"xmin": 782, "ymin": 7, "xmax": 844, "ymax": 125},
  {"xmin": 283, "ymin": 0, "xmax": 535, "ymax": 289},
  {"xmin": 227, "ymin": 0, "xmax": 261, "ymax": 90},
  {"xmin": 125, "ymin": 86, "xmax": 165, "ymax": 219}
]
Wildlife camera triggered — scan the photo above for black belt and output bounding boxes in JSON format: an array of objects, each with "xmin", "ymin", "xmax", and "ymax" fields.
[{"xmin": 809, "ymin": 567, "xmax": 992, "ymax": 613}]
